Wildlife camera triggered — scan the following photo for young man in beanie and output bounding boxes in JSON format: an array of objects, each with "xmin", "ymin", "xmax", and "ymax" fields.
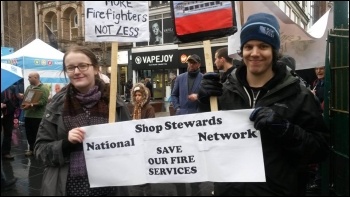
[{"xmin": 198, "ymin": 13, "xmax": 329, "ymax": 195}]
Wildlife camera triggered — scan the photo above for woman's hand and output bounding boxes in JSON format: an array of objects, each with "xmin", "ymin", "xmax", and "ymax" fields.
[{"xmin": 68, "ymin": 127, "xmax": 85, "ymax": 144}]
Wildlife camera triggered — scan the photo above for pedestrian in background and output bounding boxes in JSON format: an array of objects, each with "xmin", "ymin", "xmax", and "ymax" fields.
[
  {"xmin": 34, "ymin": 46, "xmax": 131, "ymax": 196},
  {"xmin": 125, "ymin": 79, "xmax": 133, "ymax": 102},
  {"xmin": 311, "ymin": 66, "xmax": 325, "ymax": 111},
  {"xmin": 130, "ymin": 82, "xmax": 155, "ymax": 195},
  {"xmin": 22, "ymin": 72, "xmax": 49, "ymax": 157},
  {"xmin": 131, "ymin": 83, "xmax": 155, "ymax": 120},
  {"xmin": 1, "ymin": 105, "xmax": 17, "ymax": 191},
  {"xmin": 214, "ymin": 47, "xmax": 235, "ymax": 83},
  {"xmin": 144, "ymin": 78, "xmax": 153, "ymax": 100},
  {"xmin": 198, "ymin": 12, "xmax": 329, "ymax": 196},
  {"xmin": 1, "ymin": 85, "xmax": 20, "ymax": 160},
  {"xmin": 171, "ymin": 54, "xmax": 203, "ymax": 195},
  {"xmin": 171, "ymin": 54, "xmax": 203, "ymax": 115},
  {"xmin": 278, "ymin": 55, "xmax": 309, "ymax": 87}
]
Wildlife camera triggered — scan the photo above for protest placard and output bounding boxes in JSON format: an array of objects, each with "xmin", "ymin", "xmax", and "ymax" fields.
[
  {"xmin": 83, "ymin": 109, "xmax": 265, "ymax": 187},
  {"xmin": 84, "ymin": 1, "xmax": 149, "ymax": 42}
]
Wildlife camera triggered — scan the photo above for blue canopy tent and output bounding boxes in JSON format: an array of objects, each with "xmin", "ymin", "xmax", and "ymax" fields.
[
  {"xmin": 1, "ymin": 63, "xmax": 23, "ymax": 92},
  {"xmin": 1, "ymin": 39, "xmax": 68, "ymax": 97}
]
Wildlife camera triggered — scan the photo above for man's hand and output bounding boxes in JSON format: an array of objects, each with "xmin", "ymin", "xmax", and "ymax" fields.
[
  {"xmin": 21, "ymin": 103, "xmax": 36, "ymax": 110},
  {"xmin": 18, "ymin": 93, "xmax": 24, "ymax": 100},
  {"xmin": 198, "ymin": 72, "xmax": 223, "ymax": 100},
  {"xmin": 188, "ymin": 93, "xmax": 198, "ymax": 102},
  {"xmin": 249, "ymin": 107, "xmax": 292, "ymax": 138}
]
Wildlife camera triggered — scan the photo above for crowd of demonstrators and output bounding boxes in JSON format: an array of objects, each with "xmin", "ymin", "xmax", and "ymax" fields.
[
  {"xmin": 21, "ymin": 72, "xmax": 50, "ymax": 157},
  {"xmin": 1, "ymin": 85, "xmax": 20, "ymax": 159},
  {"xmin": 198, "ymin": 12, "xmax": 329, "ymax": 196},
  {"xmin": 34, "ymin": 46, "xmax": 131, "ymax": 195},
  {"xmin": 130, "ymin": 82, "xmax": 155, "ymax": 195},
  {"xmin": 170, "ymin": 54, "xmax": 203, "ymax": 195}
]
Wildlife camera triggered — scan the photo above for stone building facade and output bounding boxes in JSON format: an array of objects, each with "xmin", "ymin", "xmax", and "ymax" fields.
[{"xmin": 1, "ymin": 1, "xmax": 36, "ymax": 50}]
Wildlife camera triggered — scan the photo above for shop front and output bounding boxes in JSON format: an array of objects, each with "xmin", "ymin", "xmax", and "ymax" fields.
[
  {"xmin": 131, "ymin": 44, "xmax": 227, "ymax": 100},
  {"xmin": 132, "ymin": 49, "xmax": 179, "ymax": 100}
]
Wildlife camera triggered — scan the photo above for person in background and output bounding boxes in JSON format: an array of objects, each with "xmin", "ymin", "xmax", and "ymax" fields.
[
  {"xmin": 169, "ymin": 72, "xmax": 177, "ymax": 92},
  {"xmin": 171, "ymin": 54, "xmax": 203, "ymax": 115},
  {"xmin": 99, "ymin": 73, "xmax": 110, "ymax": 84},
  {"xmin": 1, "ymin": 85, "xmax": 19, "ymax": 159},
  {"xmin": 130, "ymin": 83, "xmax": 155, "ymax": 196},
  {"xmin": 214, "ymin": 47, "xmax": 235, "ymax": 83},
  {"xmin": 278, "ymin": 55, "xmax": 309, "ymax": 87},
  {"xmin": 22, "ymin": 72, "xmax": 50, "ymax": 157},
  {"xmin": 125, "ymin": 79, "xmax": 133, "ymax": 102},
  {"xmin": 171, "ymin": 54, "xmax": 203, "ymax": 195},
  {"xmin": 168, "ymin": 72, "xmax": 177, "ymax": 116},
  {"xmin": 1, "ymin": 105, "xmax": 17, "ymax": 191},
  {"xmin": 34, "ymin": 46, "xmax": 131, "ymax": 196},
  {"xmin": 15, "ymin": 79, "xmax": 25, "ymax": 125},
  {"xmin": 311, "ymin": 66, "xmax": 325, "ymax": 111},
  {"xmin": 307, "ymin": 65, "xmax": 326, "ymax": 193},
  {"xmin": 54, "ymin": 84, "xmax": 62, "ymax": 94},
  {"xmin": 131, "ymin": 83, "xmax": 155, "ymax": 120},
  {"xmin": 198, "ymin": 12, "xmax": 329, "ymax": 196},
  {"xmin": 144, "ymin": 78, "xmax": 153, "ymax": 100}
]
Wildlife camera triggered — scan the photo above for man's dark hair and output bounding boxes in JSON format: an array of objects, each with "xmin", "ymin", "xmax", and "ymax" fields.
[{"xmin": 216, "ymin": 47, "xmax": 233, "ymax": 63}]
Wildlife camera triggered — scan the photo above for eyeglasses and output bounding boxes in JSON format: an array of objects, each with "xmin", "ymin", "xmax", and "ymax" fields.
[{"xmin": 66, "ymin": 63, "xmax": 93, "ymax": 73}]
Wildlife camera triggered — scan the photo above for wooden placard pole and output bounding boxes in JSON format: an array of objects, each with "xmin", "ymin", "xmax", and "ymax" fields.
[
  {"xmin": 109, "ymin": 42, "xmax": 118, "ymax": 123},
  {"xmin": 203, "ymin": 40, "xmax": 218, "ymax": 111}
]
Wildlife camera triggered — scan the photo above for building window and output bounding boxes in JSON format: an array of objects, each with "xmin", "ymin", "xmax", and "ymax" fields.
[
  {"xmin": 278, "ymin": 1, "xmax": 285, "ymax": 13},
  {"xmin": 70, "ymin": 12, "xmax": 78, "ymax": 40},
  {"xmin": 302, "ymin": 1, "xmax": 306, "ymax": 11},
  {"xmin": 285, "ymin": 5, "xmax": 290, "ymax": 17},
  {"xmin": 151, "ymin": 1, "xmax": 160, "ymax": 7},
  {"xmin": 291, "ymin": 11, "xmax": 295, "ymax": 22},
  {"xmin": 51, "ymin": 15, "xmax": 58, "ymax": 36}
]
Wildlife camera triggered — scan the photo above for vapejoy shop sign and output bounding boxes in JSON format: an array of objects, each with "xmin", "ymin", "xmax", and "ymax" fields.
[{"xmin": 132, "ymin": 50, "xmax": 178, "ymax": 69}]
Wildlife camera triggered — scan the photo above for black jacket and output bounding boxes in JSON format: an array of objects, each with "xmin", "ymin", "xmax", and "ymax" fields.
[
  {"xmin": 200, "ymin": 65, "xmax": 329, "ymax": 196},
  {"xmin": 1, "ymin": 85, "xmax": 19, "ymax": 115}
]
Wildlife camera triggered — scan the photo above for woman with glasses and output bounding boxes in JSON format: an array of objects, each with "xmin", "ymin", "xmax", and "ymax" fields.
[{"xmin": 34, "ymin": 46, "xmax": 131, "ymax": 196}]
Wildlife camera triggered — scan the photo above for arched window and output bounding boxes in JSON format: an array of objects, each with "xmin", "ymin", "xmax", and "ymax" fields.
[
  {"xmin": 51, "ymin": 15, "xmax": 58, "ymax": 36},
  {"xmin": 70, "ymin": 11, "xmax": 78, "ymax": 40}
]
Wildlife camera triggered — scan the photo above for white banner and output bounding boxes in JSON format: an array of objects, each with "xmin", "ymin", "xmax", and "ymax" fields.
[
  {"xmin": 83, "ymin": 109, "xmax": 265, "ymax": 188},
  {"xmin": 228, "ymin": 1, "xmax": 333, "ymax": 70},
  {"xmin": 84, "ymin": 1, "xmax": 149, "ymax": 42}
]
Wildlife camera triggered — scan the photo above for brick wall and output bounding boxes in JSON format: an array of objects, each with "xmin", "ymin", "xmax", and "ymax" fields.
[{"xmin": 2, "ymin": 1, "xmax": 35, "ymax": 49}]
